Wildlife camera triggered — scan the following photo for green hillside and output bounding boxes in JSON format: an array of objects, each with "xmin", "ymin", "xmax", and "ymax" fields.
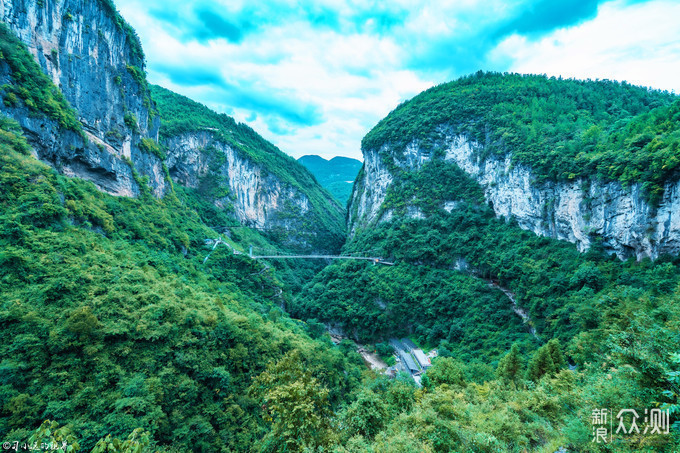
[
  {"xmin": 297, "ymin": 155, "xmax": 362, "ymax": 205},
  {"xmin": 0, "ymin": 115, "xmax": 368, "ymax": 451},
  {"xmin": 291, "ymin": 74, "xmax": 680, "ymax": 451},
  {"xmin": 2, "ymin": 7, "xmax": 680, "ymax": 452},
  {"xmin": 0, "ymin": 16, "xmax": 361, "ymax": 452}
]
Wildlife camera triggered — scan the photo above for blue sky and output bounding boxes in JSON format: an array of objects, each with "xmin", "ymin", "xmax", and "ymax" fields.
[{"xmin": 116, "ymin": 0, "xmax": 680, "ymax": 161}]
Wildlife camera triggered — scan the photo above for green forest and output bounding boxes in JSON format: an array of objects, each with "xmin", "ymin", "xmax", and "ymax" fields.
[
  {"xmin": 0, "ymin": 2, "xmax": 679, "ymax": 452},
  {"xmin": 291, "ymin": 75, "xmax": 680, "ymax": 451},
  {"xmin": 0, "ymin": 115, "xmax": 368, "ymax": 451}
]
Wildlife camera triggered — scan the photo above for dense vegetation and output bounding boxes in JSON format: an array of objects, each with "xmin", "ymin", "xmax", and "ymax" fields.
[
  {"xmin": 293, "ymin": 154, "xmax": 680, "ymax": 450},
  {"xmin": 364, "ymin": 72, "xmax": 680, "ymax": 204},
  {"xmin": 296, "ymin": 157, "xmax": 680, "ymax": 346},
  {"xmin": 2, "ymin": 5, "xmax": 680, "ymax": 450},
  {"xmin": 297, "ymin": 155, "xmax": 363, "ymax": 205},
  {"xmin": 0, "ymin": 116, "xmax": 367, "ymax": 451},
  {"xmin": 150, "ymin": 85, "xmax": 345, "ymax": 253},
  {"xmin": 97, "ymin": 0, "xmax": 145, "ymax": 69},
  {"xmin": 293, "ymin": 259, "xmax": 535, "ymax": 362}
]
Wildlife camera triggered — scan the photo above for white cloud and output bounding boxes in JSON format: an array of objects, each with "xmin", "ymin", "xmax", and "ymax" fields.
[
  {"xmin": 116, "ymin": 0, "xmax": 434, "ymax": 160},
  {"xmin": 492, "ymin": 0, "xmax": 680, "ymax": 94}
]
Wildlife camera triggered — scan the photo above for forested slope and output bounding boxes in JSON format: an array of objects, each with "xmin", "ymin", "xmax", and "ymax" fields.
[
  {"xmin": 2, "ymin": 1, "xmax": 680, "ymax": 450},
  {"xmin": 291, "ymin": 74, "xmax": 680, "ymax": 451},
  {"xmin": 0, "ymin": 115, "xmax": 367, "ymax": 451},
  {"xmin": 151, "ymin": 85, "xmax": 345, "ymax": 254},
  {"xmin": 0, "ymin": 5, "xmax": 357, "ymax": 451},
  {"xmin": 363, "ymin": 72, "xmax": 680, "ymax": 203}
]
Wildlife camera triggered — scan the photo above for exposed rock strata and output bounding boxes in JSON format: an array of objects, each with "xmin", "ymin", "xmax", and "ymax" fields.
[
  {"xmin": 0, "ymin": 0, "xmax": 167, "ymax": 196},
  {"xmin": 163, "ymin": 131, "xmax": 347, "ymax": 252},
  {"xmin": 350, "ymin": 134, "xmax": 680, "ymax": 260}
]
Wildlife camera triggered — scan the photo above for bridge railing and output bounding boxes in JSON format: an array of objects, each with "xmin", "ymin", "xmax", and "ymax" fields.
[{"xmin": 204, "ymin": 241, "xmax": 394, "ymax": 265}]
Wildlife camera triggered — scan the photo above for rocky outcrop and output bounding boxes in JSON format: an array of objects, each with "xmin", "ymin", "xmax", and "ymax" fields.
[
  {"xmin": 347, "ymin": 148, "xmax": 393, "ymax": 231},
  {"xmin": 0, "ymin": 0, "xmax": 167, "ymax": 197},
  {"xmin": 350, "ymin": 133, "xmax": 680, "ymax": 260},
  {"xmin": 165, "ymin": 131, "xmax": 341, "ymax": 251},
  {"xmin": 0, "ymin": 1, "xmax": 343, "ymax": 252}
]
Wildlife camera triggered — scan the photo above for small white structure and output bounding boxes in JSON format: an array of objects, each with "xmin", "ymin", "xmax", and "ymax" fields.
[{"xmin": 413, "ymin": 349, "xmax": 431, "ymax": 369}]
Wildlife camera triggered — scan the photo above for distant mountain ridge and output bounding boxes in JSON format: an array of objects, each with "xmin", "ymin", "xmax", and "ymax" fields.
[{"xmin": 297, "ymin": 155, "xmax": 362, "ymax": 205}]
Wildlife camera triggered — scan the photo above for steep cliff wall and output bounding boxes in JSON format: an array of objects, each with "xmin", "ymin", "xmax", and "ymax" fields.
[
  {"xmin": 349, "ymin": 134, "xmax": 680, "ymax": 260},
  {"xmin": 151, "ymin": 84, "xmax": 345, "ymax": 252},
  {"xmin": 0, "ymin": 0, "xmax": 167, "ymax": 196},
  {"xmin": 445, "ymin": 135, "xmax": 680, "ymax": 260},
  {"xmin": 166, "ymin": 131, "xmax": 312, "ymax": 232},
  {"xmin": 348, "ymin": 150, "xmax": 392, "ymax": 228}
]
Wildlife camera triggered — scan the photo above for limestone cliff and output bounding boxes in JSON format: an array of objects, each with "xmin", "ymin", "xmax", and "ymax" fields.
[
  {"xmin": 0, "ymin": 2, "xmax": 344, "ymax": 251},
  {"xmin": 349, "ymin": 134, "xmax": 680, "ymax": 260},
  {"xmin": 0, "ymin": 0, "xmax": 167, "ymax": 197},
  {"xmin": 164, "ymin": 130, "xmax": 344, "ymax": 252},
  {"xmin": 166, "ymin": 131, "xmax": 310, "ymax": 229},
  {"xmin": 151, "ymin": 85, "xmax": 345, "ymax": 252}
]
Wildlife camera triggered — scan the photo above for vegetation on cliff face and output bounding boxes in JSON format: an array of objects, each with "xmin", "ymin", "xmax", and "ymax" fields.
[
  {"xmin": 295, "ymin": 156, "xmax": 680, "ymax": 349},
  {"xmin": 363, "ymin": 72, "xmax": 680, "ymax": 203},
  {"xmin": 0, "ymin": 22, "xmax": 82, "ymax": 134},
  {"xmin": 98, "ymin": 0, "xmax": 146, "ymax": 70}
]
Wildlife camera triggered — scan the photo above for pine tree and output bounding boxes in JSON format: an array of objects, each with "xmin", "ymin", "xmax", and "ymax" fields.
[
  {"xmin": 546, "ymin": 338, "xmax": 566, "ymax": 370},
  {"xmin": 496, "ymin": 343, "xmax": 523, "ymax": 383},
  {"xmin": 526, "ymin": 344, "xmax": 556, "ymax": 382}
]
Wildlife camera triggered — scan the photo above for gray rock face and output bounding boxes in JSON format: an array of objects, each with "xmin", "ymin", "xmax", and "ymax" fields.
[
  {"xmin": 350, "ymin": 133, "xmax": 680, "ymax": 260},
  {"xmin": 348, "ymin": 148, "xmax": 393, "ymax": 233},
  {"xmin": 0, "ymin": 0, "xmax": 167, "ymax": 197},
  {"xmin": 165, "ymin": 131, "xmax": 314, "ymax": 234}
]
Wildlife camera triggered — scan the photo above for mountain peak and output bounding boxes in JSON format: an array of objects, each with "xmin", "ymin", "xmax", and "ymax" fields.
[{"xmin": 297, "ymin": 154, "xmax": 362, "ymax": 204}]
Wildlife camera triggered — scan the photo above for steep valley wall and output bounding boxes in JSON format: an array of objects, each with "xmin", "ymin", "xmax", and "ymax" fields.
[
  {"xmin": 0, "ymin": 0, "xmax": 167, "ymax": 196},
  {"xmin": 350, "ymin": 134, "xmax": 680, "ymax": 260}
]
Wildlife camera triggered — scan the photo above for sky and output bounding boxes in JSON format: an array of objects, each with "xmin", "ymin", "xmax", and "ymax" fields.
[{"xmin": 115, "ymin": 0, "xmax": 680, "ymax": 161}]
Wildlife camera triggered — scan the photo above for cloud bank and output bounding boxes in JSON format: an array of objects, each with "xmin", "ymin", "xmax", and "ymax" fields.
[{"xmin": 116, "ymin": 0, "xmax": 680, "ymax": 160}]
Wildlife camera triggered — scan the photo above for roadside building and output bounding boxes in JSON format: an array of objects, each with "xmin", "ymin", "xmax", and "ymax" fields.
[
  {"xmin": 401, "ymin": 338, "xmax": 417, "ymax": 351},
  {"xmin": 399, "ymin": 350, "xmax": 421, "ymax": 374},
  {"xmin": 401, "ymin": 338, "xmax": 431, "ymax": 369},
  {"xmin": 390, "ymin": 338, "xmax": 405, "ymax": 350},
  {"xmin": 413, "ymin": 349, "xmax": 431, "ymax": 369}
]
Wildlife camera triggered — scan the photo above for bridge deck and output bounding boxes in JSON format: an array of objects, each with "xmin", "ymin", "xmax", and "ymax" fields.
[{"xmin": 251, "ymin": 255, "xmax": 394, "ymax": 265}]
